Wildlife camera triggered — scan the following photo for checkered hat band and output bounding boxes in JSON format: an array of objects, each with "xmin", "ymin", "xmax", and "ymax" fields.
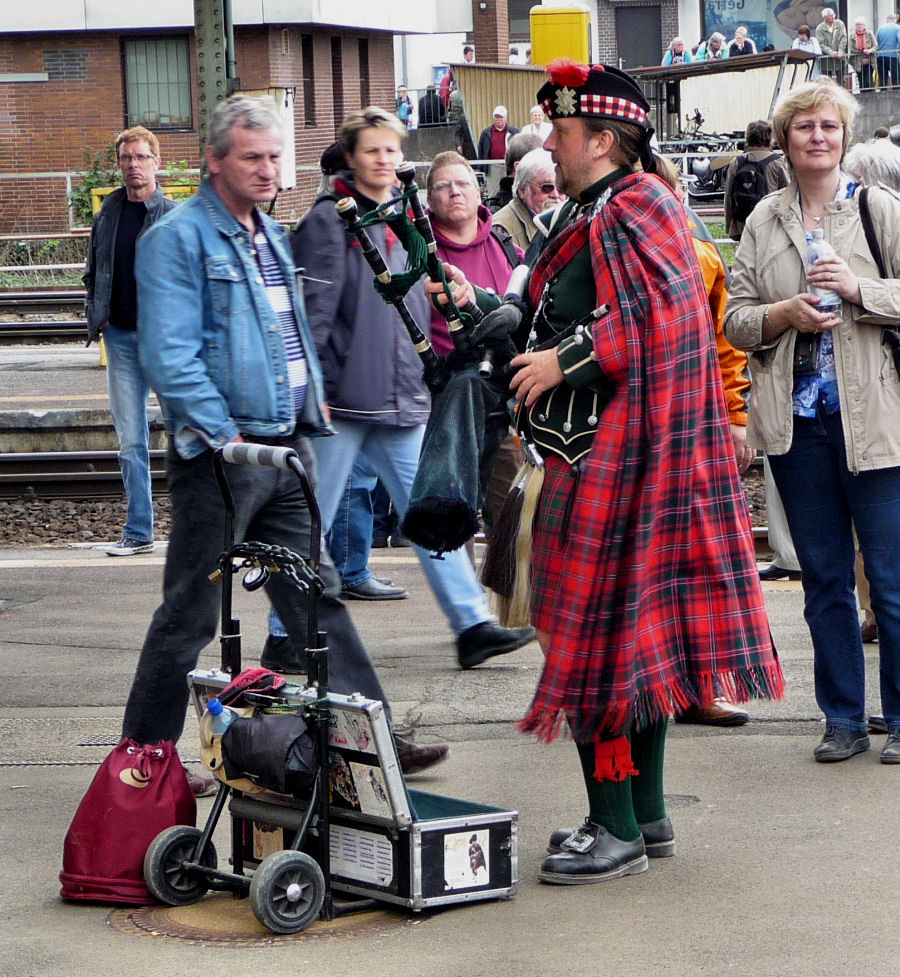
[{"xmin": 581, "ymin": 94, "xmax": 647, "ymax": 124}]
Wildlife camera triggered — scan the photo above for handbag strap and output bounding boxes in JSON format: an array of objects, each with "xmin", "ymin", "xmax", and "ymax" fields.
[
  {"xmin": 858, "ymin": 186, "xmax": 888, "ymax": 279},
  {"xmin": 857, "ymin": 186, "xmax": 900, "ymax": 361}
]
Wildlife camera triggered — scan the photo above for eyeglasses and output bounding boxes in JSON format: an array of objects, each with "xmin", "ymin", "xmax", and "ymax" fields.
[
  {"xmin": 431, "ymin": 179, "xmax": 475, "ymax": 193},
  {"xmin": 789, "ymin": 121, "xmax": 843, "ymax": 135},
  {"xmin": 532, "ymin": 182, "xmax": 557, "ymax": 194},
  {"xmin": 119, "ymin": 153, "xmax": 157, "ymax": 164}
]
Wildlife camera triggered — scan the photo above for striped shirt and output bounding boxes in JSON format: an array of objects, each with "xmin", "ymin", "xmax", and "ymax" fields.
[{"xmin": 253, "ymin": 227, "xmax": 307, "ymax": 418}]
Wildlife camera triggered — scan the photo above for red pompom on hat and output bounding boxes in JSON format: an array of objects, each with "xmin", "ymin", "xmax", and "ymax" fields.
[{"xmin": 546, "ymin": 58, "xmax": 592, "ymax": 88}]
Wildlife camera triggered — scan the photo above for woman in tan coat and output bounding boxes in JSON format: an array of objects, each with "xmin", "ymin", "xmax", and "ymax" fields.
[{"xmin": 725, "ymin": 78, "xmax": 900, "ymax": 766}]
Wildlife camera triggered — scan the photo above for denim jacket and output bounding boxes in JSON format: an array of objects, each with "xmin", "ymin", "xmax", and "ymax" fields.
[
  {"xmin": 135, "ymin": 180, "xmax": 329, "ymax": 459},
  {"xmin": 83, "ymin": 184, "xmax": 177, "ymax": 344}
]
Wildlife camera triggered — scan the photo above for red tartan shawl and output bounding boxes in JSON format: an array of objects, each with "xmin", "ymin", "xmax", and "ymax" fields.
[{"xmin": 520, "ymin": 173, "xmax": 783, "ymax": 748}]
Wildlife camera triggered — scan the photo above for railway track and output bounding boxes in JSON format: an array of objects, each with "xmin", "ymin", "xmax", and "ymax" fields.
[
  {"xmin": 0, "ymin": 450, "xmax": 167, "ymax": 500},
  {"xmin": 0, "ymin": 319, "xmax": 86, "ymax": 343},
  {"xmin": 0, "ymin": 289, "xmax": 86, "ymax": 344},
  {"xmin": 0, "ymin": 289, "xmax": 85, "ymax": 315}
]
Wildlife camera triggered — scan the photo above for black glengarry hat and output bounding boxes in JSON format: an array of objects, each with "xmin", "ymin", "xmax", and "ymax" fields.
[
  {"xmin": 537, "ymin": 59, "xmax": 655, "ymax": 171},
  {"xmin": 537, "ymin": 59, "xmax": 651, "ymax": 126}
]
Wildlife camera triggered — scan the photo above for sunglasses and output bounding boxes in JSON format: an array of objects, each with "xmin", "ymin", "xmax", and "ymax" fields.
[{"xmin": 533, "ymin": 182, "xmax": 557, "ymax": 194}]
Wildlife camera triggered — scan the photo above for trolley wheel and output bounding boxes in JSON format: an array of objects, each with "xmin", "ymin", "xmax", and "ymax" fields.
[
  {"xmin": 249, "ymin": 850, "xmax": 325, "ymax": 934},
  {"xmin": 143, "ymin": 825, "xmax": 218, "ymax": 906}
]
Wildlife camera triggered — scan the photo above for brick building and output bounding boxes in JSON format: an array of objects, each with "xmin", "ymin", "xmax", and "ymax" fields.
[{"xmin": 0, "ymin": 1, "xmax": 453, "ymax": 234}]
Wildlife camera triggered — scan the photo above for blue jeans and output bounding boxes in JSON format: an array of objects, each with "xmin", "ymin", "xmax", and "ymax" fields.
[
  {"xmin": 103, "ymin": 324, "xmax": 153, "ymax": 543},
  {"xmin": 768, "ymin": 409, "xmax": 900, "ymax": 733},
  {"xmin": 122, "ymin": 435, "xmax": 390, "ymax": 745},
  {"xmin": 269, "ymin": 454, "xmax": 377, "ymax": 637},
  {"xmin": 328, "ymin": 454, "xmax": 378, "ymax": 587},
  {"xmin": 314, "ymin": 420, "xmax": 492, "ymax": 635}
]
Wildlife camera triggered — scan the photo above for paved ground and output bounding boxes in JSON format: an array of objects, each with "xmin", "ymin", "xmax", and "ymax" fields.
[{"xmin": 1, "ymin": 541, "xmax": 899, "ymax": 977}]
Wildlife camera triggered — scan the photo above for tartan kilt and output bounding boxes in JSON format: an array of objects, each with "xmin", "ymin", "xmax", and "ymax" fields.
[{"xmin": 530, "ymin": 453, "xmax": 578, "ymax": 633}]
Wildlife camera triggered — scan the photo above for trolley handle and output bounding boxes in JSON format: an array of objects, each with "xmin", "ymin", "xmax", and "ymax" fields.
[{"xmin": 221, "ymin": 442, "xmax": 298, "ymax": 470}]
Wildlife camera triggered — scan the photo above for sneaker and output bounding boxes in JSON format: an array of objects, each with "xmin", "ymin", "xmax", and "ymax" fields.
[
  {"xmin": 106, "ymin": 538, "xmax": 154, "ymax": 557},
  {"xmin": 813, "ymin": 726, "xmax": 870, "ymax": 763}
]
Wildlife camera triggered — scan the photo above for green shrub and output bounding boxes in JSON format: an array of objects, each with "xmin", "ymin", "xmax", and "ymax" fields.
[{"xmin": 69, "ymin": 144, "xmax": 121, "ymax": 227}]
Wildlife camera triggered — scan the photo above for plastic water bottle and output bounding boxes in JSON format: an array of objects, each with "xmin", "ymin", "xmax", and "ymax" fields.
[
  {"xmin": 206, "ymin": 697, "xmax": 237, "ymax": 736},
  {"xmin": 806, "ymin": 229, "xmax": 842, "ymax": 311}
]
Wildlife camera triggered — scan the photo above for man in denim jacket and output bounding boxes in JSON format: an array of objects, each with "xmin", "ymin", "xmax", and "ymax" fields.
[{"xmin": 121, "ymin": 96, "xmax": 447, "ymax": 781}]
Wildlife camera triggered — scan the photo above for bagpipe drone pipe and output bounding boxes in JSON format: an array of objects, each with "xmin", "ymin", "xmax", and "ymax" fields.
[{"xmin": 336, "ymin": 170, "xmax": 527, "ymax": 556}]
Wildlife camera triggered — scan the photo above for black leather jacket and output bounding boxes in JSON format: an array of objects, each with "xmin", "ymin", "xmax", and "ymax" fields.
[{"xmin": 83, "ymin": 184, "xmax": 177, "ymax": 344}]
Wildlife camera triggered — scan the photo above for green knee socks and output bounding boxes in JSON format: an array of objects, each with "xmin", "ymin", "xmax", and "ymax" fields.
[{"xmin": 574, "ymin": 720, "xmax": 668, "ymax": 841}]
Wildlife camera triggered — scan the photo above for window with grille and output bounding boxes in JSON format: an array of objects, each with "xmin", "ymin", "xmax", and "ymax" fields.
[
  {"xmin": 358, "ymin": 38, "xmax": 370, "ymax": 107},
  {"xmin": 123, "ymin": 36, "xmax": 193, "ymax": 130},
  {"xmin": 301, "ymin": 34, "xmax": 316, "ymax": 127}
]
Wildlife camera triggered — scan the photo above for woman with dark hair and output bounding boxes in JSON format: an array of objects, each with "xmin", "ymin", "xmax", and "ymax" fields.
[
  {"xmin": 725, "ymin": 78, "xmax": 900, "ymax": 766},
  {"xmin": 792, "ymin": 25, "xmax": 822, "ymax": 78}
]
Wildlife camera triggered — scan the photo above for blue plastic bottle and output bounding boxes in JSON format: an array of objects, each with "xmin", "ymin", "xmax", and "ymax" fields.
[{"xmin": 207, "ymin": 697, "xmax": 237, "ymax": 736}]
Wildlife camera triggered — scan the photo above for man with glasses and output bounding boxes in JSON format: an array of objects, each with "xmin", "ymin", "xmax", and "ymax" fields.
[
  {"xmin": 493, "ymin": 148, "xmax": 566, "ymax": 252},
  {"xmin": 426, "ymin": 152, "xmax": 524, "ymax": 341},
  {"xmin": 83, "ymin": 126, "xmax": 177, "ymax": 556}
]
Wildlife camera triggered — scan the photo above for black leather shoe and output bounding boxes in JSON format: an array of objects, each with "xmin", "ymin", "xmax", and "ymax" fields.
[
  {"xmin": 758, "ymin": 563, "xmax": 802, "ymax": 581},
  {"xmin": 813, "ymin": 726, "xmax": 870, "ymax": 762},
  {"xmin": 341, "ymin": 577, "xmax": 408, "ymax": 601},
  {"xmin": 456, "ymin": 621, "xmax": 537, "ymax": 669},
  {"xmin": 538, "ymin": 819, "xmax": 648, "ymax": 885},
  {"xmin": 548, "ymin": 816, "xmax": 675, "ymax": 858},
  {"xmin": 260, "ymin": 634, "xmax": 307, "ymax": 675},
  {"xmin": 394, "ymin": 735, "xmax": 449, "ymax": 775},
  {"xmin": 880, "ymin": 730, "xmax": 900, "ymax": 764},
  {"xmin": 868, "ymin": 715, "xmax": 889, "ymax": 734}
]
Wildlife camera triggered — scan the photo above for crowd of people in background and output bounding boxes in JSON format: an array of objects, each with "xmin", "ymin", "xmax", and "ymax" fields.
[{"xmin": 663, "ymin": 13, "xmax": 900, "ymax": 91}]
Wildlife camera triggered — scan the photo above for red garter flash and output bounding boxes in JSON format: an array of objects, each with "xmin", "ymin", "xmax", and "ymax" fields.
[{"xmin": 594, "ymin": 736, "xmax": 639, "ymax": 783}]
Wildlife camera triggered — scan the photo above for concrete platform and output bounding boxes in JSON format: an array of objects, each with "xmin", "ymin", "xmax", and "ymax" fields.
[
  {"xmin": 0, "ymin": 341, "xmax": 164, "ymax": 451},
  {"xmin": 1, "ymin": 542, "xmax": 898, "ymax": 977}
]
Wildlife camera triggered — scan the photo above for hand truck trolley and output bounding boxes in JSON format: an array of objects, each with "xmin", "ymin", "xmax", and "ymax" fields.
[{"xmin": 144, "ymin": 443, "xmax": 518, "ymax": 935}]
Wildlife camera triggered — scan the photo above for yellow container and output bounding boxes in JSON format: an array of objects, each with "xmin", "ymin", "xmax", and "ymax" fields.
[
  {"xmin": 530, "ymin": 5, "xmax": 591, "ymax": 66},
  {"xmin": 90, "ymin": 183, "xmax": 198, "ymax": 214}
]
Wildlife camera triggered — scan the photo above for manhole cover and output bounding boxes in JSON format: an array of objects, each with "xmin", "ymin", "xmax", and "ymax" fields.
[{"xmin": 108, "ymin": 894, "xmax": 416, "ymax": 946}]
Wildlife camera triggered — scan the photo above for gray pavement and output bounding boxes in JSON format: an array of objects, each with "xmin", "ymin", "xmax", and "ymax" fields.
[{"xmin": 1, "ymin": 542, "xmax": 899, "ymax": 977}]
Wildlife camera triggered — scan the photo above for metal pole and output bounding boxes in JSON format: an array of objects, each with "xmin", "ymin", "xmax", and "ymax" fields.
[{"xmin": 193, "ymin": 0, "xmax": 229, "ymax": 155}]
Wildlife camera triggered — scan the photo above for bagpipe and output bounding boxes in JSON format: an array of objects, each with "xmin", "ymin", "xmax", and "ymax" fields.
[{"xmin": 335, "ymin": 164, "xmax": 527, "ymax": 556}]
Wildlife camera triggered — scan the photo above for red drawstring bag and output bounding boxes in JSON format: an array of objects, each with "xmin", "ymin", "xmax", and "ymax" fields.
[{"xmin": 60, "ymin": 739, "xmax": 196, "ymax": 904}]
